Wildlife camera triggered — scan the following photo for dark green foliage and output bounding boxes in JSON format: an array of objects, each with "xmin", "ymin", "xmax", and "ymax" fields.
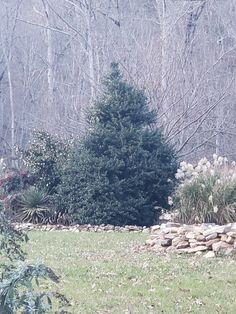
[
  {"xmin": 22, "ymin": 131, "xmax": 70, "ymax": 193},
  {"xmin": 0, "ymin": 263, "xmax": 59, "ymax": 314},
  {"xmin": 0, "ymin": 204, "xmax": 64, "ymax": 313},
  {"xmin": 0, "ymin": 208, "xmax": 28, "ymax": 261},
  {"xmin": 0, "ymin": 172, "xmax": 23, "ymax": 194},
  {"xmin": 0, "ymin": 170, "xmax": 34, "ymax": 195},
  {"xmin": 0, "ymin": 171, "xmax": 35, "ymax": 212},
  {"xmin": 58, "ymin": 63, "xmax": 177, "ymax": 226}
]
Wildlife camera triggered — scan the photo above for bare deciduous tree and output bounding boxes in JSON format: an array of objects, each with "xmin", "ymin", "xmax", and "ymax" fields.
[{"xmin": 0, "ymin": 0, "xmax": 235, "ymax": 163}]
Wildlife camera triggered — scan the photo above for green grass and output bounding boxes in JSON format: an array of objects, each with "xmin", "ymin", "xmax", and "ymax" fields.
[{"xmin": 25, "ymin": 231, "xmax": 236, "ymax": 314}]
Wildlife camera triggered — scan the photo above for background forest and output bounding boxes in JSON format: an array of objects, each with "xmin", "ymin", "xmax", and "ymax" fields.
[{"xmin": 0, "ymin": 0, "xmax": 236, "ymax": 164}]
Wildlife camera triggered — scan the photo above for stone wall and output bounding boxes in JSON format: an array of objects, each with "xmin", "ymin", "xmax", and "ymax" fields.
[
  {"xmin": 13, "ymin": 221, "xmax": 236, "ymax": 258},
  {"xmin": 144, "ymin": 222, "xmax": 236, "ymax": 257},
  {"xmin": 13, "ymin": 223, "xmax": 150, "ymax": 233}
]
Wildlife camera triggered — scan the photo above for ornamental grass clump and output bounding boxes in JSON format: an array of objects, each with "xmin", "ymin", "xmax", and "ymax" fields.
[{"xmin": 172, "ymin": 155, "xmax": 236, "ymax": 224}]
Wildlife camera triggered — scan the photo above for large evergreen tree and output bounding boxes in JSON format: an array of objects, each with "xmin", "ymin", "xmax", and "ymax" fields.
[{"xmin": 57, "ymin": 63, "xmax": 177, "ymax": 226}]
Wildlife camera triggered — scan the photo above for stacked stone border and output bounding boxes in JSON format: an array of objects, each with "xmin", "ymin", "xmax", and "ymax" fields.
[
  {"xmin": 13, "ymin": 223, "xmax": 150, "ymax": 233},
  {"xmin": 144, "ymin": 222, "xmax": 236, "ymax": 258},
  {"xmin": 13, "ymin": 221, "xmax": 236, "ymax": 257}
]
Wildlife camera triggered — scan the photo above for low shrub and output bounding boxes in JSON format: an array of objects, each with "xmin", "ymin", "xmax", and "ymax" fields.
[
  {"xmin": 172, "ymin": 155, "xmax": 236, "ymax": 224},
  {"xmin": 1, "ymin": 193, "xmax": 21, "ymax": 212},
  {"xmin": 18, "ymin": 186, "xmax": 51, "ymax": 224},
  {"xmin": 0, "ymin": 170, "xmax": 34, "ymax": 195},
  {"xmin": 0, "ymin": 169, "xmax": 35, "ymax": 215},
  {"xmin": 21, "ymin": 130, "xmax": 72, "ymax": 193}
]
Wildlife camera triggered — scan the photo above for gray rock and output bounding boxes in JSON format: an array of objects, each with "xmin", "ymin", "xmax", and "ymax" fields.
[
  {"xmin": 205, "ymin": 238, "xmax": 220, "ymax": 248},
  {"xmin": 226, "ymin": 236, "xmax": 234, "ymax": 244},
  {"xmin": 151, "ymin": 225, "xmax": 160, "ymax": 233},
  {"xmin": 205, "ymin": 233, "xmax": 218, "ymax": 241},
  {"xmin": 177, "ymin": 227, "xmax": 186, "ymax": 235},
  {"xmin": 176, "ymin": 241, "xmax": 189, "ymax": 249},
  {"xmin": 212, "ymin": 241, "xmax": 231, "ymax": 252},
  {"xmin": 195, "ymin": 251, "xmax": 203, "ymax": 256},
  {"xmin": 166, "ymin": 222, "xmax": 181, "ymax": 228},
  {"xmin": 230, "ymin": 223, "xmax": 236, "ymax": 232},
  {"xmin": 187, "ymin": 246, "xmax": 208, "ymax": 253},
  {"xmin": 196, "ymin": 234, "xmax": 206, "ymax": 242},
  {"xmin": 186, "ymin": 232, "xmax": 197, "ymax": 239},
  {"xmin": 160, "ymin": 223, "xmax": 167, "ymax": 230},
  {"xmin": 172, "ymin": 236, "xmax": 186, "ymax": 246},
  {"xmin": 221, "ymin": 234, "xmax": 228, "ymax": 242},
  {"xmin": 161, "ymin": 239, "xmax": 172, "ymax": 247},
  {"xmin": 201, "ymin": 223, "xmax": 216, "ymax": 229},
  {"xmin": 226, "ymin": 232, "xmax": 236, "ymax": 238},
  {"xmin": 189, "ymin": 239, "xmax": 197, "ymax": 243},
  {"xmin": 204, "ymin": 251, "xmax": 215, "ymax": 258},
  {"xmin": 190, "ymin": 242, "xmax": 206, "ymax": 248},
  {"xmin": 203, "ymin": 225, "xmax": 231, "ymax": 237},
  {"xmin": 164, "ymin": 233, "xmax": 177, "ymax": 240},
  {"xmin": 150, "ymin": 234, "xmax": 160, "ymax": 239},
  {"xmin": 177, "ymin": 225, "xmax": 195, "ymax": 234}
]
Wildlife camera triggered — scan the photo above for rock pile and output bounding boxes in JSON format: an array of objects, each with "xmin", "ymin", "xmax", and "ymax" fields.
[
  {"xmin": 145, "ymin": 222, "xmax": 236, "ymax": 257},
  {"xmin": 13, "ymin": 223, "xmax": 150, "ymax": 233}
]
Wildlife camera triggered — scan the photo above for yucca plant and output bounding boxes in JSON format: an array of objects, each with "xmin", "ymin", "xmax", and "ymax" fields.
[{"xmin": 18, "ymin": 187, "xmax": 51, "ymax": 224}]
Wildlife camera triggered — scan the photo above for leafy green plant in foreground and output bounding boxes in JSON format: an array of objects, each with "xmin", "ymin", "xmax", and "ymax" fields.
[
  {"xmin": 0, "ymin": 207, "xmax": 28, "ymax": 262},
  {"xmin": 0, "ymin": 202, "xmax": 62, "ymax": 313},
  {"xmin": 0, "ymin": 263, "xmax": 59, "ymax": 314}
]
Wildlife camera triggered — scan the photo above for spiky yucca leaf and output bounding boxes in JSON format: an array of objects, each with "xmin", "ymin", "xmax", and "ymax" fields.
[{"xmin": 18, "ymin": 187, "xmax": 51, "ymax": 224}]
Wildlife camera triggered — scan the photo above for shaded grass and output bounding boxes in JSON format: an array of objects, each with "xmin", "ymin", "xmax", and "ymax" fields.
[{"xmin": 25, "ymin": 231, "xmax": 236, "ymax": 313}]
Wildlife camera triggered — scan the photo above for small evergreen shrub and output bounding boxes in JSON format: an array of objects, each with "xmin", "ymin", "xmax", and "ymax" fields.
[
  {"xmin": 57, "ymin": 63, "xmax": 177, "ymax": 226},
  {"xmin": 171, "ymin": 155, "xmax": 236, "ymax": 224},
  {"xmin": 0, "ymin": 169, "xmax": 34, "ymax": 214},
  {"xmin": 0, "ymin": 170, "xmax": 34, "ymax": 195},
  {"xmin": 22, "ymin": 130, "xmax": 71, "ymax": 193}
]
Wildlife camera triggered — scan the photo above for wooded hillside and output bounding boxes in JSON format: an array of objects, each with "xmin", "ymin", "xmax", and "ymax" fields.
[{"xmin": 0, "ymin": 0, "xmax": 235, "ymax": 162}]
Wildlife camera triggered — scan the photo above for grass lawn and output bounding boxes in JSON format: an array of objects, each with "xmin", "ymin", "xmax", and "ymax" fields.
[{"xmin": 25, "ymin": 231, "xmax": 236, "ymax": 314}]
